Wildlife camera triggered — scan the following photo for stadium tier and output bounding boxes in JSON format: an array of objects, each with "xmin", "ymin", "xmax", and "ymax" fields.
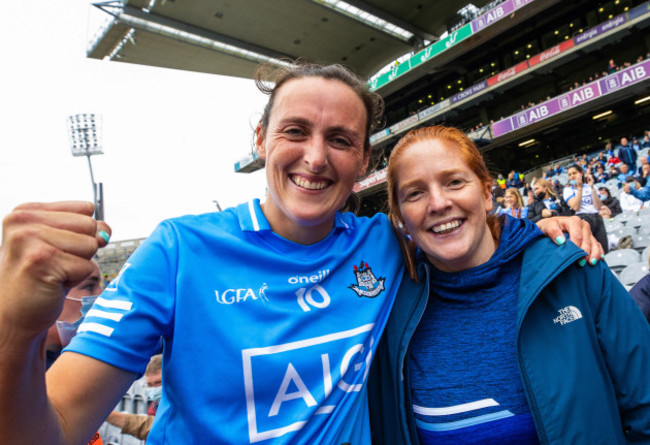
[{"xmin": 88, "ymin": 0, "xmax": 650, "ymax": 219}]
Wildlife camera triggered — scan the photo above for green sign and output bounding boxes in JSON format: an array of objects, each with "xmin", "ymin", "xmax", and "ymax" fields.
[{"xmin": 369, "ymin": 24, "xmax": 472, "ymax": 91}]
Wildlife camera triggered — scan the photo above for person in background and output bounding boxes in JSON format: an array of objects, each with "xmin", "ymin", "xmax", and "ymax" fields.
[
  {"xmin": 593, "ymin": 163, "xmax": 609, "ymax": 183},
  {"xmin": 46, "ymin": 260, "xmax": 103, "ymax": 369},
  {"xmin": 629, "ymin": 251, "xmax": 650, "ymax": 322},
  {"xmin": 527, "ymin": 178, "xmax": 572, "ymax": 222},
  {"xmin": 636, "ymin": 159, "xmax": 650, "ymax": 187},
  {"xmin": 620, "ymin": 177, "xmax": 646, "ymax": 213},
  {"xmin": 618, "ymin": 137, "xmax": 637, "ymax": 173},
  {"xmin": 597, "ymin": 186, "xmax": 622, "ymax": 218},
  {"xmin": 105, "ymin": 354, "xmax": 162, "ymax": 441},
  {"xmin": 564, "ymin": 163, "xmax": 609, "ymax": 253},
  {"xmin": 501, "ymin": 187, "xmax": 528, "ymax": 218},
  {"xmin": 623, "ymin": 173, "xmax": 650, "ymax": 202},
  {"xmin": 369, "ymin": 125, "xmax": 650, "ymax": 444},
  {"xmin": 617, "ymin": 164, "xmax": 634, "ymax": 183}
]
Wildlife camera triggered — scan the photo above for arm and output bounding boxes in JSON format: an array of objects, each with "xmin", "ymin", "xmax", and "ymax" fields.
[
  {"xmin": 587, "ymin": 175, "xmax": 603, "ymax": 210},
  {"xmin": 106, "ymin": 411, "xmax": 154, "ymax": 440},
  {"xmin": 627, "ymin": 184, "xmax": 650, "ymax": 202},
  {"xmin": 0, "ymin": 202, "xmax": 135, "ymax": 444}
]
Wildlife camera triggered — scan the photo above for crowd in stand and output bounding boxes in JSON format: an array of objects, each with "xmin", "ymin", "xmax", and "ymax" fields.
[{"xmin": 492, "ymin": 128, "xmax": 650, "ymax": 290}]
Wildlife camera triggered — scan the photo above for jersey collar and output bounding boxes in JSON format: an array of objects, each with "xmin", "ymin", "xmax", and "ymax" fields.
[{"xmin": 236, "ymin": 199, "xmax": 351, "ymax": 233}]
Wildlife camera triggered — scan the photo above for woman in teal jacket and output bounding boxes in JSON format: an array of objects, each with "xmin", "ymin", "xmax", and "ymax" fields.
[{"xmin": 368, "ymin": 126, "xmax": 650, "ymax": 444}]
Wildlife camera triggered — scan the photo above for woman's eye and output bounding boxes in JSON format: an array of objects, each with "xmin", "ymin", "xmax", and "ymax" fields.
[
  {"xmin": 331, "ymin": 136, "xmax": 352, "ymax": 147},
  {"xmin": 285, "ymin": 128, "xmax": 305, "ymax": 136}
]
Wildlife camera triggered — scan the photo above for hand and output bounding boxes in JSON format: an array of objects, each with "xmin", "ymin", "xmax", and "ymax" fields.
[
  {"xmin": 586, "ymin": 174, "xmax": 594, "ymax": 187},
  {"xmin": 541, "ymin": 209, "xmax": 552, "ymax": 218},
  {"xmin": 0, "ymin": 201, "xmax": 111, "ymax": 337},
  {"xmin": 536, "ymin": 216, "xmax": 604, "ymax": 265}
]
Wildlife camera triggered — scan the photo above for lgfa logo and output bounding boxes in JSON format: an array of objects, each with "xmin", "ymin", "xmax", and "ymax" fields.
[{"xmin": 215, "ymin": 283, "xmax": 269, "ymax": 305}]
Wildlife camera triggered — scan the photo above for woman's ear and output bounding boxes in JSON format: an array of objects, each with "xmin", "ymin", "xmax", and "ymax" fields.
[{"xmin": 255, "ymin": 123, "xmax": 266, "ymax": 160}]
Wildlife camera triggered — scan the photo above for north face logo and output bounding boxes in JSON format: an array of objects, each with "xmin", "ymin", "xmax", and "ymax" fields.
[{"xmin": 553, "ymin": 306, "xmax": 583, "ymax": 325}]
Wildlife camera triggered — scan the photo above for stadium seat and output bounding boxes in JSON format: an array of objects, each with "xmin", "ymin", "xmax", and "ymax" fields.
[
  {"xmin": 604, "ymin": 248, "xmax": 641, "ymax": 274},
  {"xmin": 613, "ymin": 212, "xmax": 637, "ymax": 226},
  {"xmin": 618, "ymin": 262, "xmax": 650, "ymax": 287},
  {"xmin": 639, "ymin": 207, "xmax": 650, "ymax": 217},
  {"xmin": 611, "ymin": 226, "xmax": 637, "ymax": 240},
  {"xmin": 625, "ymin": 215, "xmax": 645, "ymax": 229},
  {"xmin": 605, "ymin": 179, "xmax": 621, "ymax": 190},
  {"xmin": 632, "ymin": 234, "xmax": 650, "ymax": 252},
  {"xmin": 643, "ymin": 246, "xmax": 650, "ymax": 263},
  {"xmin": 605, "ymin": 221, "xmax": 624, "ymax": 233}
]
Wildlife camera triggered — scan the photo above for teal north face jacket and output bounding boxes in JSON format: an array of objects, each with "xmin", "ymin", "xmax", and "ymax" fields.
[{"xmin": 368, "ymin": 238, "xmax": 650, "ymax": 444}]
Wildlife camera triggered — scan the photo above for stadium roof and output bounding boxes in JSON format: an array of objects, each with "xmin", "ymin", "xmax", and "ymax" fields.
[{"xmin": 87, "ymin": 0, "xmax": 494, "ymax": 81}]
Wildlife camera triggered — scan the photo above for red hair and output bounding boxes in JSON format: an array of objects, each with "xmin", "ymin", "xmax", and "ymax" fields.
[{"xmin": 386, "ymin": 125, "xmax": 502, "ymax": 280}]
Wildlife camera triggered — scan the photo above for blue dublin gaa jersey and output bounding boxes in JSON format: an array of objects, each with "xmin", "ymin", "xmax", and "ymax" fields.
[{"xmin": 67, "ymin": 199, "xmax": 404, "ymax": 444}]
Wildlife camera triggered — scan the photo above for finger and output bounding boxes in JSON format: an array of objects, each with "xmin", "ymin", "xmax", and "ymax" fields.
[
  {"xmin": 96, "ymin": 221, "xmax": 112, "ymax": 247},
  {"xmin": 13, "ymin": 201, "xmax": 95, "ymax": 216},
  {"xmin": 5, "ymin": 223, "xmax": 99, "ymax": 261},
  {"xmin": 565, "ymin": 216, "xmax": 584, "ymax": 248},
  {"xmin": 3, "ymin": 207, "xmax": 97, "ymax": 237},
  {"xmin": 588, "ymin": 238, "xmax": 605, "ymax": 266}
]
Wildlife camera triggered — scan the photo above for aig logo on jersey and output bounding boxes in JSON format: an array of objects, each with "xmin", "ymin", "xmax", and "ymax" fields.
[{"xmin": 349, "ymin": 260, "xmax": 385, "ymax": 298}]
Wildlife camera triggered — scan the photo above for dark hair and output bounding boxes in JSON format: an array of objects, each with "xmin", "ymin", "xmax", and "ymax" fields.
[
  {"xmin": 255, "ymin": 61, "xmax": 384, "ymax": 154},
  {"xmin": 387, "ymin": 125, "xmax": 502, "ymax": 280}
]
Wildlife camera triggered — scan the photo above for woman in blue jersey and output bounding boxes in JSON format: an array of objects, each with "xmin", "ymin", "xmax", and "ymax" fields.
[
  {"xmin": 500, "ymin": 187, "xmax": 528, "ymax": 218},
  {"xmin": 0, "ymin": 63, "xmax": 601, "ymax": 445},
  {"xmin": 564, "ymin": 163, "xmax": 609, "ymax": 253},
  {"xmin": 368, "ymin": 126, "xmax": 650, "ymax": 444}
]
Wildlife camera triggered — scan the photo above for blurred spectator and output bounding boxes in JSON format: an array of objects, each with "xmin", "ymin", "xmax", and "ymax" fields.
[
  {"xmin": 632, "ymin": 137, "xmax": 641, "ymax": 151},
  {"xmin": 506, "ymin": 171, "xmax": 523, "ymax": 188},
  {"xmin": 46, "ymin": 260, "xmax": 102, "ymax": 369},
  {"xmin": 491, "ymin": 179, "xmax": 505, "ymax": 207},
  {"xmin": 642, "ymin": 134, "xmax": 650, "ymax": 149},
  {"xmin": 638, "ymin": 162, "xmax": 650, "ymax": 187},
  {"xmin": 623, "ymin": 176, "xmax": 650, "ymax": 203},
  {"xmin": 500, "ymin": 187, "xmax": 528, "ymax": 218},
  {"xmin": 617, "ymin": 164, "xmax": 634, "ymax": 183},
  {"xmin": 607, "ymin": 59, "xmax": 617, "ymax": 74},
  {"xmin": 629, "ymin": 252, "xmax": 650, "ymax": 323},
  {"xmin": 527, "ymin": 178, "xmax": 572, "ymax": 222},
  {"xmin": 593, "ymin": 164, "xmax": 609, "ymax": 183},
  {"xmin": 105, "ymin": 354, "xmax": 163, "ymax": 441},
  {"xmin": 598, "ymin": 187, "xmax": 622, "ymax": 218},
  {"xmin": 618, "ymin": 137, "xmax": 637, "ymax": 172},
  {"xmin": 620, "ymin": 177, "xmax": 645, "ymax": 213}
]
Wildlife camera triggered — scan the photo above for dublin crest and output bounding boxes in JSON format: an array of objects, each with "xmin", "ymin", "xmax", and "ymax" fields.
[{"xmin": 349, "ymin": 260, "xmax": 385, "ymax": 298}]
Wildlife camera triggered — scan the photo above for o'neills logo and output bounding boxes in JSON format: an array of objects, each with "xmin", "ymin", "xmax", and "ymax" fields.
[
  {"xmin": 498, "ymin": 67, "xmax": 517, "ymax": 82},
  {"xmin": 540, "ymin": 45, "xmax": 561, "ymax": 62}
]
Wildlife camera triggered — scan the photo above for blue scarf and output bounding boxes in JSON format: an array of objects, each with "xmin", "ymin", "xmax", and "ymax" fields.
[{"xmin": 427, "ymin": 215, "xmax": 543, "ymax": 302}]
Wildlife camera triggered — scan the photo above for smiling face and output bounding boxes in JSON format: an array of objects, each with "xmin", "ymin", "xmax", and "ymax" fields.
[
  {"xmin": 505, "ymin": 189, "xmax": 520, "ymax": 208},
  {"xmin": 393, "ymin": 137, "xmax": 495, "ymax": 273},
  {"xmin": 256, "ymin": 77, "xmax": 369, "ymax": 244}
]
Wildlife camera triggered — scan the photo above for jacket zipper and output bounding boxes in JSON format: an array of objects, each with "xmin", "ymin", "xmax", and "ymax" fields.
[
  {"xmin": 516, "ymin": 249, "xmax": 585, "ymax": 445},
  {"xmin": 398, "ymin": 265, "xmax": 430, "ymax": 445}
]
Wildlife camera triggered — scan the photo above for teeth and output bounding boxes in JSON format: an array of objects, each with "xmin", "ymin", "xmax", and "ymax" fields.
[
  {"xmin": 292, "ymin": 176, "xmax": 328, "ymax": 190},
  {"xmin": 432, "ymin": 220, "xmax": 461, "ymax": 234}
]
